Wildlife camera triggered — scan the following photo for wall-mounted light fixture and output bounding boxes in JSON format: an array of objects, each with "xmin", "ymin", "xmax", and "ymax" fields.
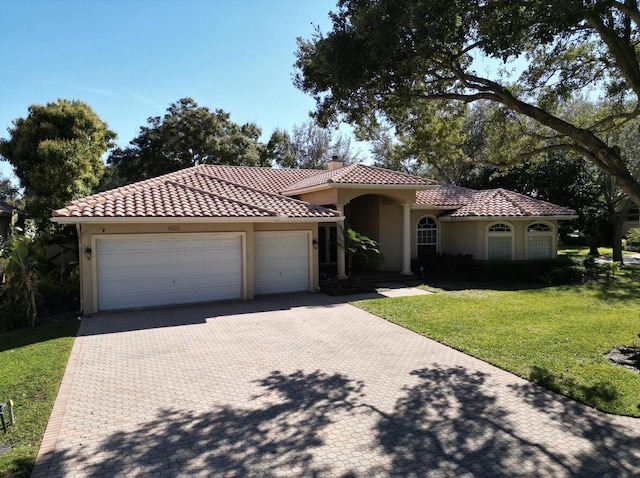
[
  {"xmin": 312, "ymin": 239, "xmax": 318, "ymax": 250},
  {"xmin": 84, "ymin": 247, "xmax": 92, "ymax": 260}
]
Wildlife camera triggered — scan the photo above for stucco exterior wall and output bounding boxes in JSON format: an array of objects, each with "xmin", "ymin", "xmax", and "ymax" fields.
[
  {"xmin": 338, "ymin": 188, "xmax": 416, "ymax": 206},
  {"xmin": 78, "ymin": 221, "xmax": 320, "ymax": 314},
  {"xmin": 439, "ymin": 221, "xmax": 482, "ymax": 257},
  {"xmin": 407, "ymin": 212, "xmax": 561, "ymax": 261},
  {"xmin": 379, "ymin": 198, "xmax": 403, "ymax": 270},
  {"xmin": 296, "ymin": 189, "xmax": 338, "ymax": 207},
  {"xmin": 438, "ymin": 219, "xmax": 560, "ymax": 260}
]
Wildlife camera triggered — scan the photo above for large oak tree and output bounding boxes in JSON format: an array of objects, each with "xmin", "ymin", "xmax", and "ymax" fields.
[{"xmin": 294, "ymin": 0, "xmax": 640, "ymax": 205}]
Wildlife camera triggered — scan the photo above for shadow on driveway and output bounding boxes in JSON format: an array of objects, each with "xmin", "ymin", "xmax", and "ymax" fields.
[
  {"xmin": 80, "ymin": 290, "xmax": 391, "ymax": 336},
  {"xmin": 38, "ymin": 365, "xmax": 640, "ymax": 477}
]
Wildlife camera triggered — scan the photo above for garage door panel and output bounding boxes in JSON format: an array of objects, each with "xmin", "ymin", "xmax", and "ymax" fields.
[
  {"xmin": 255, "ymin": 232, "xmax": 309, "ymax": 295},
  {"xmin": 96, "ymin": 234, "xmax": 243, "ymax": 311}
]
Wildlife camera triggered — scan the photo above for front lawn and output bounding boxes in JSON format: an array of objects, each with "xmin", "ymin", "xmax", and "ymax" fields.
[
  {"xmin": 558, "ymin": 244, "xmax": 636, "ymax": 257},
  {"xmin": 0, "ymin": 319, "xmax": 78, "ymax": 478},
  {"xmin": 356, "ymin": 267, "xmax": 640, "ymax": 417}
]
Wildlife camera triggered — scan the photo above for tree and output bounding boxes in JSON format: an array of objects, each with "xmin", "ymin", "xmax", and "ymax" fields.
[
  {"xmin": 268, "ymin": 120, "xmax": 362, "ymax": 169},
  {"xmin": 106, "ymin": 98, "xmax": 268, "ymax": 187},
  {"xmin": 0, "ymin": 99, "xmax": 115, "ymax": 225},
  {"xmin": 294, "ymin": 0, "xmax": 640, "ymax": 206},
  {"xmin": 0, "ymin": 175, "xmax": 20, "ymax": 205},
  {"xmin": 370, "ymin": 101, "xmax": 475, "ymax": 183}
]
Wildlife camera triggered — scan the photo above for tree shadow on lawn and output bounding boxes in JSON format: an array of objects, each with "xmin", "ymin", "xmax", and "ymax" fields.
[
  {"xmin": 510, "ymin": 367, "xmax": 640, "ymax": 477},
  {"xmin": 0, "ymin": 318, "xmax": 78, "ymax": 353},
  {"xmin": 577, "ymin": 267, "xmax": 640, "ymax": 302},
  {"xmin": 421, "ymin": 278, "xmax": 547, "ymax": 292},
  {"xmin": 35, "ymin": 365, "xmax": 640, "ymax": 477}
]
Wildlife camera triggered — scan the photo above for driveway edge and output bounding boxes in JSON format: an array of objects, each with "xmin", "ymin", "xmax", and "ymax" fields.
[{"xmin": 31, "ymin": 320, "xmax": 86, "ymax": 478}]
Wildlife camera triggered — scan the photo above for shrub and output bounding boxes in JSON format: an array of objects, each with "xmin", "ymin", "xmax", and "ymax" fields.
[
  {"xmin": 475, "ymin": 257, "xmax": 575, "ymax": 283},
  {"xmin": 543, "ymin": 266, "xmax": 586, "ymax": 285},
  {"xmin": 38, "ymin": 275, "xmax": 80, "ymax": 316},
  {"xmin": 625, "ymin": 227, "xmax": 640, "ymax": 252},
  {"xmin": 413, "ymin": 253, "xmax": 475, "ymax": 279}
]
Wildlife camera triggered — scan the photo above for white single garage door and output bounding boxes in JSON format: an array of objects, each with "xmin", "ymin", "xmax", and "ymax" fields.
[
  {"xmin": 255, "ymin": 232, "xmax": 310, "ymax": 295},
  {"xmin": 96, "ymin": 234, "xmax": 243, "ymax": 311}
]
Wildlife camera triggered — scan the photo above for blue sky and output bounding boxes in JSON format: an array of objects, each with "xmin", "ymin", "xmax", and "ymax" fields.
[{"xmin": 0, "ymin": 0, "xmax": 345, "ymax": 183}]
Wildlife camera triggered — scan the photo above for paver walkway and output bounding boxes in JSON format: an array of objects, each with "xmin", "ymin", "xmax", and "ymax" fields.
[{"xmin": 33, "ymin": 290, "xmax": 640, "ymax": 477}]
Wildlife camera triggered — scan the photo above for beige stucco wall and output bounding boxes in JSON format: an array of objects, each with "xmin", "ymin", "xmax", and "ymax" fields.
[
  {"xmin": 408, "ymin": 212, "xmax": 560, "ymax": 261},
  {"xmin": 337, "ymin": 188, "xmax": 416, "ymax": 206},
  {"xmin": 78, "ymin": 221, "xmax": 320, "ymax": 314},
  {"xmin": 296, "ymin": 189, "xmax": 338, "ymax": 207},
  {"xmin": 437, "ymin": 218, "xmax": 560, "ymax": 260},
  {"xmin": 379, "ymin": 198, "xmax": 404, "ymax": 270},
  {"xmin": 344, "ymin": 193, "xmax": 409, "ymax": 271}
]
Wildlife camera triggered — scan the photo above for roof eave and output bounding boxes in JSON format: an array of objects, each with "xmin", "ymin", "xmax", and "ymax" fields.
[
  {"xmin": 51, "ymin": 215, "xmax": 344, "ymax": 225},
  {"xmin": 439, "ymin": 214, "xmax": 579, "ymax": 221},
  {"xmin": 411, "ymin": 204, "xmax": 465, "ymax": 210}
]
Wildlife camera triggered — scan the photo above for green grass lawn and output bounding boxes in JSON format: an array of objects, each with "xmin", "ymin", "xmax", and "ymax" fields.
[
  {"xmin": 356, "ymin": 267, "xmax": 640, "ymax": 417},
  {"xmin": 0, "ymin": 319, "xmax": 78, "ymax": 478},
  {"xmin": 558, "ymin": 244, "xmax": 637, "ymax": 257}
]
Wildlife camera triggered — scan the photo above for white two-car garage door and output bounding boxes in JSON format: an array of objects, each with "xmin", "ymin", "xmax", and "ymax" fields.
[
  {"xmin": 96, "ymin": 234, "xmax": 244, "ymax": 311},
  {"xmin": 254, "ymin": 232, "xmax": 310, "ymax": 295}
]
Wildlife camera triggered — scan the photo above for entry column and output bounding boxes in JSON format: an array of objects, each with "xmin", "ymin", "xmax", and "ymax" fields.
[
  {"xmin": 401, "ymin": 203, "xmax": 412, "ymax": 275},
  {"xmin": 336, "ymin": 204, "xmax": 348, "ymax": 279}
]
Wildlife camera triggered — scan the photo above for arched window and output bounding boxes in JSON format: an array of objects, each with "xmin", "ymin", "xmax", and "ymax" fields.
[
  {"xmin": 487, "ymin": 222, "xmax": 513, "ymax": 260},
  {"xmin": 417, "ymin": 216, "xmax": 438, "ymax": 258},
  {"xmin": 526, "ymin": 222, "xmax": 554, "ymax": 259}
]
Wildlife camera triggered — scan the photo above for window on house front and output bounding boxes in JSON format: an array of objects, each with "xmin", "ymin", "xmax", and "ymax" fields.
[
  {"xmin": 417, "ymin": 216, "xmax": 438, "ymax": 258},
  {"xmin": 487, "ymin": 223, "xmax": 513, "ymax": 260},
  {"xmin": 526, "ymin": 222, "xmax": 554, "ymax": 259}
]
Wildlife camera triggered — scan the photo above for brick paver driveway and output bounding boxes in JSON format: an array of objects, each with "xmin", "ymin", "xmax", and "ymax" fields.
[{"xmin": 34, "ymin": 291, "xmax": 640, "ymax": 477}]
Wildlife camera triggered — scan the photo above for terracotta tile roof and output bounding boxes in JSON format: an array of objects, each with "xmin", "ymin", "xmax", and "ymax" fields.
[
  {"xmin": 444, "ymin": 188, "xmax": 576, "ymax": 218},
  {"xmin": 416, "ymin": 184, "xmax": 477, "ymax": 207},
  {"xmin": 52, "ymin": 164, "xmax": 576, "ymax": 221},
  {"xmin": 53, "ymin": 166, "xmax": 340, "ymax": 219},
  {"xmin": 196, "ymin": 165, "xmax": 319, "ymax": 194},
  {"xmin": 282, "ymin": 164, "xmax": 436, "ymax": 193}
]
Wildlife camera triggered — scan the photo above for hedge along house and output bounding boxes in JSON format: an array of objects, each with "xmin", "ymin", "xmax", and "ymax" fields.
[{"xmin": 52, "ymin": 161, "xmax": 576, "ymax": 314}]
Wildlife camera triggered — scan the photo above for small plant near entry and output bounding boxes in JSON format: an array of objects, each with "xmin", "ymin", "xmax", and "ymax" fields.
[{"xmin": 345, "ymin": 228, "xmax": 382, "ymax": 282}]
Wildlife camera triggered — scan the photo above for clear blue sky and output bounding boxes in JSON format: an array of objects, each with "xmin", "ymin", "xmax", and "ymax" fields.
[{"xmin": 0, "ymin": 0, "xmax": 346, "ymax": 183}]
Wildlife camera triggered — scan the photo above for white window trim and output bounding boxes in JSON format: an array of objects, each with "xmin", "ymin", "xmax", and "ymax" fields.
[
  {"xmin": 486, "ymin": 221, "xmax": 515, "ymax": 260},
  {"xmin": 525, "ymin": 221, "xmax": 555, "ymax": 259},
  {"xmin": 416, "ymin": 215, "xmax": 440, "ymax": 254}
]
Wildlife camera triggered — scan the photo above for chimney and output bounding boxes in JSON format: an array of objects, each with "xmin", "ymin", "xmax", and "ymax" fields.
[{"xmin": 328, "ymin": 155, "xmax": 344, "ymax": 171}]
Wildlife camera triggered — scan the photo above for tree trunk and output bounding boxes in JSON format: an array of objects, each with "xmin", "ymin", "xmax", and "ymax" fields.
[
  {"xmin": 588, "ymin": 234, "xmax": 600, "ymax": 256},
  {"xmin": 612, "ymin": 198, "xmax": 633, "ymax": 263}
]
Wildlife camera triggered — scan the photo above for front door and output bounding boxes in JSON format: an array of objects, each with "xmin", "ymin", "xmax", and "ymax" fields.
[{"xmin": 318, "ymin": 223, "xmax": 337, "ymax": 265}]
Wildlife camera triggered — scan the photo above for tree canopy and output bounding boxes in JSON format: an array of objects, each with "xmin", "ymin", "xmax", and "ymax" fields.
[
  {"xmin": 106, "ymin": 98, "xmax": 269, "ymax": 187},
  {"xmin": 370, "ymin": 101, "xmax": 472, "ymax": 183},
  {"xmin": 267, "ymin": 120, "xmax": 361, "ymax": 169},
  {"xmin": 294, "ymin": 0, "xmax": 640, "ymax": 205},
  {"xmin": 0, "ymin": 175, "xmax": 20, "ymax": 205},
  {"xmin": 0, "ymin": 99, "xmax": 115, "ymax": 224}
]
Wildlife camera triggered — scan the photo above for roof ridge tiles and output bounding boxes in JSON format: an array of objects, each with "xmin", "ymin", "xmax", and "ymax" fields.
[
  {"xmin": 165, "ymin": 180, "xmax": 279, "ymax": 217},
  {"xmin": 192, "ymin": 170, "xmax": 321, "ymax": 206}
]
